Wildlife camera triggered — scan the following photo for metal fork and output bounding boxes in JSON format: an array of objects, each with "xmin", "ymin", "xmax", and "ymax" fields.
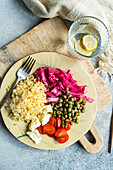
[{"xmin": 0, "ymin": 56, "xmax": 36, "ymax": 109}]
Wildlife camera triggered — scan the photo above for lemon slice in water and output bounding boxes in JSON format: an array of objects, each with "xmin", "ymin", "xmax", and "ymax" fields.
[
  {"xmin": 82, "ymin": 34, "xmax": 98, "ymax": 52},
  {"xmin": 74, "ymin": 40, "xmax": 92, "ymax": 56}
]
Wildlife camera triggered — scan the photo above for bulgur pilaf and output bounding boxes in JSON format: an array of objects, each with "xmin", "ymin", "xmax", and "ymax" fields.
[{"xmin": 9, "ymin": 75, "xmax": 47, "ymax": 122}]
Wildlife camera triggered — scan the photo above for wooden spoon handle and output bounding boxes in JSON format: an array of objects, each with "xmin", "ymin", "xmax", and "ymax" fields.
[{"xmin": 79, "ymin": 124, "xmax": 103, "ymax": 153}]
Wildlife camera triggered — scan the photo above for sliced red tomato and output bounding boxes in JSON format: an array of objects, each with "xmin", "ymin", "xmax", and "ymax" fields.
[
  {"xmin": 48, "ymin": 134, "xmax": 55, "ymax": 138},
  {"xmin": 56, "ymin": 117, "xmax": 61, "ymax": 128},
  {"xmin": 37, "ymin": 125, "xmax": 44, "ymax": 134},
  {"xmin": 56, "ymin": 134, "xmax": 69, "ymax": 143},
  {"xmin": 43, "ymin": 123, "xmax": 56, "ymax": 135},
  {"xmin": 48, "ymin": 117, "xmax": 56, "ymax": 127},
  {"xmin": 65, "ymin": 122, "xmax": 71, "ymax": 131},
  {"xmin": 55, "ymin": 128, "xmax": 67, "ymax": 138}
]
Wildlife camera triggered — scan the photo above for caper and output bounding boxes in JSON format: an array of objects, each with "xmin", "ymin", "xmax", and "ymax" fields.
[
  {"xmin": 59, "ymin": 92, "xmax": 62, "ymax": 96},
  {"xmin": 77, "ymin": 112, "xmax": 80, "ymax": 116},
  {"xmin": 68, "ymin": 104, "xmax": 73, "ymax": 108},
  {"xmin": 51, "ymin": 106, "xmax": 54, "ymax": 110},
  {"xmin": 65, "ymin": 87, "xmax": 69, "ymax": 91},
  {"xmin": 65, "ymin": 99, "xmax": 68, "ymax": 103},
  {"xmin": 57, "ymin": 111, "xmax": 61, "ymax": 115},
  {"xmin": 59, "ymin": 108, "xmax": 63, "ymax": 111},
  {"xmin": 68, "ymin": 94, "xmax": 72, "ymax": 98},
  {"xmin": 59, "ymin": 98, "xmax": 63, "ymax": 103},
  {"xmin": 68, "ymin": 101, "xmax": 73, "ymax": 105},
  {"xmin": 74, "ymin": 102, "xmax": 77, "ymax": 106},
  {"xmin": 81, "ymin": 109, "xmax": 85, "ymax": 113},
  {"xmin": 51, "ymin": 102, "xmax": 55, "ymax": 106},
  {"xmin": 65, "ymin": 103, "xmax": 68, "ymax": 107},
  {"xmin": 58, "ymin": 103, "xmax": 62, "ymax": 107},
  {"xmin": 72, "ymin": 113, "xmax": 74, "ymax": 117},
  {"xmin": 76, "ymin": 117, "xmax": 78, "ymax": 120},
  {"xmin": 56, "ymin": 111, "xmax": 59, "ymax": 115},
  {"xmin": 71, "ymin": 111, "xmax": 75, "ymax": 117},
  {"xmin": 71, "ymin": 110, "xmax": 75, "ymax": 114},
  {"xmin": 56, "ymin": 106, "xmax": 59, "ymax": 109},
  {"xmin": 62, "ymin": 124, "xmax": 64, "ymax": 128},
  {"xmin": 63, "ymin": 95, "xmax": 67, "ymax": 99},
  {"xmin": 73, "ymin": 97, "xmax": 76, "ymax": 101},
  {"xmin": 82, "ymin": 99, "xmax": 86, "ymax": 105},
  {"xmin": 69, "ymin": 117, "xmax": 72, "ymax": 121},
  {"xmin": 70, "ymin": 97, "xmax": 74, "ymax": 102},
  {"xmin": 82, "ymin": 105, "xmax": 86, "ymax": 109},
  {"xmin": 75, "ymin": 102, "xmax": 80, "ymax": 108},
  {"xmin": 78, "ymin": 98, "xmax": 83, "ymax": 103},
  {"xmin": 66, "ymin": 92, "xmax": 69, "ymax": 96},
  {"xmin": 64, "ymin": 112, "xmax": 67, "ymax": 115},
  {"xmin": 53, "ymin": 111, "xmax": 56, "ymax": 114},
  {"xmin": 62, "ymin": 120, "xmax": 64, "ymax": 124},
  {"xmin": 74, "ymin": 108, "xmax": 78, "ymax": 112},
  {"xmin": 61, "ymin": 112, "xmax": 64, "ymax": 115},
  {"xmin": 54, "ymin": 107, "xmax": 57, "ymax": 110},
  {"xmin": 65, "ymin": 119, "xmax": 70, "ymax": 122},
  {"xmin": 65, "ymin": 122, "xmax": 68, "ymax": 128},
  {"xmin": 64, "ymin": 108, "xmax": 67, "ymax": 112},
  {"xmin": 65, "ymin": 115, "xmax": 68, "ymax": 118},
  {"xmin": 63, "ymin": 102, "xmax": 66, "ymax": 106},
  {"xmin": 78, "ymin": 109, "xmax": 81, "ymax": 113},
  {"xmin": 76, "ymin": 119, "xmax": 79, "ymax": 124},
  {"xmin": 73, "ymin": 115, "xmax": 77, "ymax": 118},
  {"xmin": 61, "ymin": 116, "xmax": 65, "ymax": 121},
  {"xmin": 68, "ymin": 108, "xmax": 72, "ymax": 112},
  {"xmin": 68, "ymin": 113, "xmax": 72, "ymax": 117}
]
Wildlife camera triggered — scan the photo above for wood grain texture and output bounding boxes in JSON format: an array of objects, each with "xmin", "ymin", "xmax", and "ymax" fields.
[
  {"xmin": 79, "ymin": 124, "xmax": 103, "ymax": 153},
  {"xmin": 0, "ymin": 17, "xmax": 111, "ymax": 111},
  {"xmin": 0, "ymin": 17, "xmax": 112, "ymax": 153}
]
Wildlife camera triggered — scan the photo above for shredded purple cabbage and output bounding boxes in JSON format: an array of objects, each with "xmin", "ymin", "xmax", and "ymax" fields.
[{"xmin": 33, "ymin": 67, "xmax": 94, "ymax": 103}]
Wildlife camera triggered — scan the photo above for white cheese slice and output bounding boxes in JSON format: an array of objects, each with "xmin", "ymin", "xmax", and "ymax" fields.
[
  {"xmin": 45, "ymin": 105, "xmax": 53, "ymax": 113},
  {"xmin": 27, "ymin": 130, "xmax": 41, "ymax": 144},
  {"xmin": 41, "ymin": 114, "xmax": 51, "ymax": 126},
  {"xmin": 38, "ymin": 105, "xmax": 52, "ymax": 125},
  {"xmin": 28, "ymin": 116, "xmax": 41, "ymax": 131}
]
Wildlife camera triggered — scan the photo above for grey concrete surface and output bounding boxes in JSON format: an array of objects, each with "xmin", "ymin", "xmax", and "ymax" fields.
[{"xmin": 0, "ymin": 1, "xmax": 113, "ymax": 170}]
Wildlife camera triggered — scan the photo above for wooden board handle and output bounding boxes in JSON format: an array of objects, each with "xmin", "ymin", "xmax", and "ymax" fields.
[{"xmin": 79, "ymin": 124, "xmax": 103, "ymax": 153}]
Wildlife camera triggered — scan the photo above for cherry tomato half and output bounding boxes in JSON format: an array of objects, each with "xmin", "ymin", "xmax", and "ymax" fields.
[
  {"xmin": 56, "ymin": 118, "xmax": 61, "ymax": 128},
  {"xmin": 55, "ymin": 128, "xmax": 67, "ymax": 138},
  {"xmin": 65, "ymin": 122, "xmax": 71, "ymax": 131},
  {"xmin": 43, "ymin": 123, "xmax": 56, "ymax": 135},
  {"xmin": 37, "ymin": 125, "xmax": 44, "ymax": 134},
  {"xmin": 48, "ymin": 134, "xmax": 55, "ymax": 138},
  {"xmin": 56, "ymin": 134, "xmax": 69, "ymax": 143},
  {"xmin": 48, "ymin": 117, "xmax": 56, "ymax": 127}
]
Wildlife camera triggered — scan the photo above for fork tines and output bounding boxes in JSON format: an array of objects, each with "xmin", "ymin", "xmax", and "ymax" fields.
[{"xmin": 21, "ymin": 56, "xmax": 36, "ymax": 74}]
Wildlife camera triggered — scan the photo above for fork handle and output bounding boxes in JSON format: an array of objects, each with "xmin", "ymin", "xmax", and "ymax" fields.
[{"xmin": 0, "ymin": 78, "xmax": 20, "ymax": 109}]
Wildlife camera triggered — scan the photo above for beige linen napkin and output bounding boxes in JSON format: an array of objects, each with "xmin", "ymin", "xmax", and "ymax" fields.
[{"xmin": 23, "ymin": 0, "xmax": 113, "ymax": 81}]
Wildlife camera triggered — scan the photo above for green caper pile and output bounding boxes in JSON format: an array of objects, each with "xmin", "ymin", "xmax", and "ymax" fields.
[{"xmin": 51, "ymin": 92, "xmax": 86, "ymax": 128}]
